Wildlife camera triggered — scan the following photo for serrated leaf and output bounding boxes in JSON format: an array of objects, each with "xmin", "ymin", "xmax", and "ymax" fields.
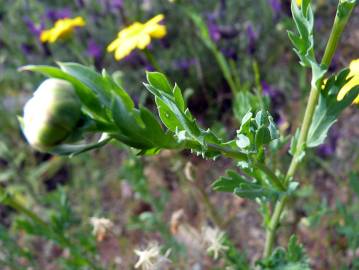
[
  {"xmin": 212, "ymin": 170, "xmax": 249, "ymax": 192},
  {"xmin": 256, "ymin": 235, "xmax": 310, "ymax": 270},
  {"xmin": 307, "ymin": 68, "xmax": 359, "ymax": 147},
  {"xmin": 144, "ymin": 72, "xmax": 222, "ymax": 158},
  {"xmin": 111, "ymin": 95, "xmax": 177, "ymax": 151},
  {"xmin": 212, "ymin": 170, "xmax": 279, "ymax": 200},
  {"xmin": 289, "ymin": 0, "xmax": 316, "ymax": 68}
]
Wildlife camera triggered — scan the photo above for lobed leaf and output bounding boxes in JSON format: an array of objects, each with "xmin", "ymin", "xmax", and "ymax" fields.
[
  {"xmin": 212, "ymin": 170, "xmax": 280, "ymax": 201},
  {"xmin": 307, "ymin": 68, "xmax": 359, "ymax": 148},
  {"xmin": 145, "ymin": 71, "xmax": 223, "ymax": 158}
]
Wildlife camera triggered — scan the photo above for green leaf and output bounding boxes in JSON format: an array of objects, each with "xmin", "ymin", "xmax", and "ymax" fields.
[
  {"xmin": 287, "ymin": 235, "xmax": 306, "ymax": 262},
  {"xmin": 212, "ymin": 170, "xmax": 279, "ymax": 200},
  {"xmin": 255, "ymin": 127, "xmax": 272, "ymax": 147},
  {"xmin": 236, "ymin": 109, "xmax": 279, "ymax": 155},
  {"xmin": 146, "ymin": 71, "xmax": 173, "ymax": 94},
  {"xmin": 349, "ymin": 173, "xmax": 359, "ymax": 198},
  {"xmin": 58, "ymin": 62, "xmax": 111, "ymax": 106},
  {"xmin": 288, "ymin": 0, "xmax": 315, "ymax": 68},
  {"xmin": 212, "ymin": 170, "xmax": 250, "ymax": 193},
  {"xmin": 144, "ymin": 72, "xmax": 222, "ymax": 158},
  {"xmin": 173, "ymin": 83, "xmax": 185, "ymax": 112},
  {"xmin": 155, "ymin": 96, "xmax": 183, "ymax": 132},
  {"xmin": 307, "ymin": 68, "xmax": 359, "ymax": 148},
  {"xmin": 111, "ymin": 94, "xmax": 178, "ymax": 151},
  {"xmin": 256, "ymin": 235, "xmax": 310, "ymax": 270},
  {"xmin": 233, "ymin": 91, "xmax": 261, "ymax": 121},
  {"xmin": 337, "ymin": 0, "xmax": 356, "ymax": 19}
]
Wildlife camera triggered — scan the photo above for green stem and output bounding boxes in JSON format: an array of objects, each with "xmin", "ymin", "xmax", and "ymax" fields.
[
  {"xmin": 253, "ymin": 61, "xmax": 265, "ymax": 110},
  {"xmin": 263, "ymin": 3, "xmax": 355, "ymax": 258},
  {"xmin": 207, "ymin": 143, "xmax": 285, "ymax": 191},
  {"xmin": 0, "ymin": 186, "xmax": 47, "ymax": 227},
  {"xmin": 256, "ymin": 163, "xmax": 286, "ymax": 192},
  {"xmin": 143, "ymin": 48, "xmax": 162, "ymax": 72}
]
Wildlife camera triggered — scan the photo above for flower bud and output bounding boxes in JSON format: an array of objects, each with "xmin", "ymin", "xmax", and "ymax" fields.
[{"xmin": 22, "ymin": 78, "xmax": 81, "ymax": 152}]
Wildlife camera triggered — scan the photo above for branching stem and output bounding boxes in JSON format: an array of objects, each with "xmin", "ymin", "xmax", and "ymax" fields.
[{"xmin": 263, "ymin": 3, "xmax": 355, "ymax": 258}]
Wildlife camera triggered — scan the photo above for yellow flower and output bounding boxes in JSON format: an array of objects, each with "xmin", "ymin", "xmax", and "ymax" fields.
[
  {"xmin": 107, "ymin": 14, "xmax": 166, "ymax": 61},
  {"xmin": 338, "ymin": 59, "xmax": 359, "ymax": 104},
  {"xmin": 40, "ymin": 16, "xmax": 86, "ymax": 43},
  {"xmin": 296, "ymin": 0, "xmax": 302, "ymax": 6}
]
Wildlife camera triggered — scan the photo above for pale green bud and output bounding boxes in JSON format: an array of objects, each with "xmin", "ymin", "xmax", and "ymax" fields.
[{"xmin": 22, "ymin": 78, "xmax": 81, "ymax": 152}]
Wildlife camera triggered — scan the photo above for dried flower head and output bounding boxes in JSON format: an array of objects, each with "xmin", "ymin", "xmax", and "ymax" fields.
[
  {"xmin": 90, "ymin": 217, "xmax": 114, "ymax": 242},
  {"xmin": 134, "ymin": 242, "xmax": 171, "ymax": 270},
  {"xmin": 202, "ymin": 226, "xmax": 229, "ymax": 260}
]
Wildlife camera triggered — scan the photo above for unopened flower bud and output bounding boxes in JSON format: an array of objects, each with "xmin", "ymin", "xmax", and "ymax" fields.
[{"xmin": 22, "ymin": 78, "xmax": 81, "ymax": 152}]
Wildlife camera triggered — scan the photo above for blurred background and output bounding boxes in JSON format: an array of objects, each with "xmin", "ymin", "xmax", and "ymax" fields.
[{"xmin": 0, "ymin": 0, "xmax": 358, "ymax": 269}]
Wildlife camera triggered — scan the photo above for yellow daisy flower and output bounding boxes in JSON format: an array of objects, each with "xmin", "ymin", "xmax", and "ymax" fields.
[
  {"xmin": 107, "ymin": 14, "xmax": 166, "ymax": 61},
  {"xmin": 40, "ymin": 16, "xmax": 86, "ymax": 43},
  {"xmin": 338, "ymin": 59, "xmax": 359, "ymax": 104}
]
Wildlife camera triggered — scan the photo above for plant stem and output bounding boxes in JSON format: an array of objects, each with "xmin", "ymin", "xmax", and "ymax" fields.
[
  {"xmin": 0, "ymin": 186, "xmax": 47, "ymax": 227},
  {"xmin": 143, "ymin": 48, "xmax": 163, "ymax": 72},
  {"xmin": 262, "ymin": 3, "xmax": 355, "ymax": 258}
]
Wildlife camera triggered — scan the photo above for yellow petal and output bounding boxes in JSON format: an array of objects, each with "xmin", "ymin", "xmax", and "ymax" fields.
[
  {"xmin": 107, "ymin": 37, "xmax": 122, "ymax": 52},
  {"xmin": 145, "ymin": 14, "xmax": 164, "ymax": 26},
  {"xmin": 337, "ymin": 59, "xmax": 359, "ymax": 104},
  {"xmin": 114, "ymin": 40, "xmax": 136, "ymax": 60},
  {"xmin": 39, "ymin": 16, "xmax": 85, "ymax": 43},
  {"xmin": 118, "ymin": 22, "xmax": 143, "ymax": 39},
  {"xmin": 136, "ymin": 33, "xmax": 151, "ymax": 49},
  {"xmin": 149, "ymin": 25, "xmax": 167, "ymax": 38},
  {"xmin": 338, "ymin": 77, "xmax": 359, "ymax": 104},
  {"xmin": 348, "ymin": 59, "xmax": 359, "ymax": 76},
  {"xmin": 72, "ymin": 16, "xmax": 86, "ymax": 26},
  {"xmin": 40, "ymin": 30, "xmax": 50, "ymax": 43},
  {"xmin": 296, "ymin": 0, "xmax": 302, "ymax": 7}
]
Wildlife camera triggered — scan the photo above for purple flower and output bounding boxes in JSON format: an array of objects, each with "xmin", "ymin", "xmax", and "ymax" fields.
[
  {"xmin": 246, "ymin": 24, "xmax": 258, "ymax": 54},
  {"xmin": 172, "ymin": 58, "xmax": 196, "ymax": 71},
  {"xmin": 145, "ymin": 64, "xmax": 155, "ymax": 72},
  {"xmin": 102, "ymin": 0, "xmax": 123, "ymax": 11},
  {"xmin": 317, "ymin": 129, "xmax": 339, "ymax": 158},
  {"xmin": 86, "ymin": 40, "xmax": 102, "ymax": 59},
  {"xmin": 206, "ymin": 16, "xmax": 238, "ymax": 42},
  {"xmin": 207, "ymin": 19, "xmax": 221, "ymax": 42},
  {"xmin": 21, "ymin": 44, "xmax": 35, "ymax": 55},
  {"xmin": 262, "ymin": 81, "xmax": 285, "ymax": 108},
  {"xmin": 268, "ymin": 0, "xmax": 282, "ymax": 17},
  {"xmin": 23, "ymin": 17, "xmax": 44, "ymax": 37},
  {"xmin": 110, "ymin": 0, "xmax": 123, "ymax": 9},
  {"xmin": 45, "ymin": 8, "xmax": 72, "ymax": 22},
  {"xmin": 221, "ymin": 47, "xmax": 238, "ymax": 60},
  {"xmin": 75, "ymin": 0, "xmax": 85, "ymax": 7}
]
